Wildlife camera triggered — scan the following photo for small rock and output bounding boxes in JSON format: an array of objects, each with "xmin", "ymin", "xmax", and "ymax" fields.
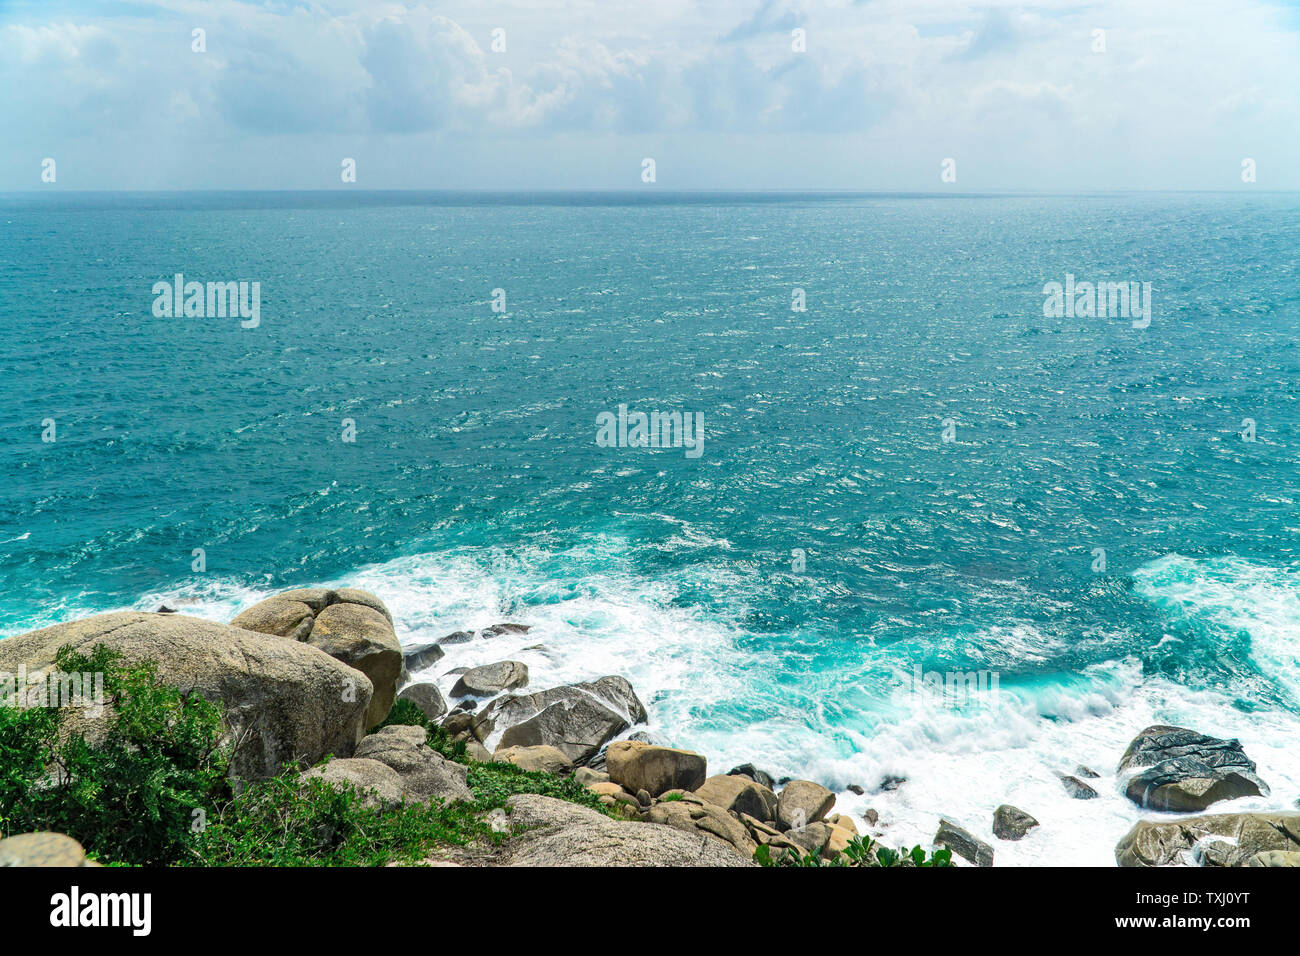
[
  {"xmin": 846, "ymin": 784, "xmax": 865, "ymax": 795},
  {"xmin": 1058, "ymin": 773, "xmax": 1099, "ymax": 799},
  {"xmin": 398, "ymin": 682, "xmax": 447, "ymax": 722},
  {"xmin": 934, "ymin": 818, "xmax": 994, "ymax": 867},
  {"xmin": 879, "ymin": 775, "xmax": 906, "ymax": 792},
  {"xmin": 992, "ymin": 804, "xmax": 1040, "ymax": 841},
  {"xmin": 156, "ymin": 604, "xmax": 176, "ymax": 614},
  {"xmin": 403, "ymin": 641, "xmax": 445, "ymax": 673},
  {"xmin": 450, "ymin": 660, "xmax": 529, "ymax": 697},
  {"xmin": 1075, "ymin": 765, "xmax": 1101, "ymax": 779},
  {"xmin": 728, "ymin": 763, "xmax": 776, "ymax": 790},
  {"xmin": 442, "ymin": 712, "xmax": 473, "ymax": 736},
  {"xmin": 464, "ymin": 741, "xmax": 492, "ymax": 762},
  {"xmin": 862, "ymin": 808, "xmax": 880, "ymax": 827},
  {"xmin": 438, "ymin": 630, "xmax": 475, "ymax": 645},
  {"xmin": 481, "ymin": 623, "xmax": 531, "ymax": 638},
  {"xmin": 0, "ymin": 832, "xmax": 92, "ymax": 867},
  {"xmin": 573, "ymin": 767, "xmax": 609, "ymax": 787},
  {"xmin": 493, "ymin": 744, "xmax": 573, "ymax": 774}
]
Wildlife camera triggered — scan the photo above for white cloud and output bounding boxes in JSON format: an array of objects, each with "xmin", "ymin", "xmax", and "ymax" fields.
[{"xmin": 0, "ymin": 0, "xmax": 1296, "ymax": 189}]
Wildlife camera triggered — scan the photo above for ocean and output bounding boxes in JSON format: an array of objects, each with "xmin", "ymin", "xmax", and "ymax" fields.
[{"xmin": 2, "ymin": 190, "xmax": 1297, "ymax": 865}]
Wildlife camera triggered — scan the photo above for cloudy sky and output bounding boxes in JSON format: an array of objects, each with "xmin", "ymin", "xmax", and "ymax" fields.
[{"xmin": 2, "ymin": 0, "xmax": 1298, "ymax": 190}]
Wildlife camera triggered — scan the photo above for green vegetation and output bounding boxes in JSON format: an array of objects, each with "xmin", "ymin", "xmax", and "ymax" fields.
[
  {"xmin": 3, "ymin": 647, "xmax": 953, "ymax": 868},
  {"xmin": 0, "ymin": 647, "xmax": 599, "ymax": 866},
  {"xmin": 755, "ymin": 835, "xmax": 954, "ymax": 868},
  {"xmin": 0, "ymin": 646, "xmax": 228, "ymax": 865}
]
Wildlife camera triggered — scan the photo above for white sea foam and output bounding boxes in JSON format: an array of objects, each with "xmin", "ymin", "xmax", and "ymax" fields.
[{"xmin": 111, "ymin": 548, "xmax": 1300, "ymax": 866}]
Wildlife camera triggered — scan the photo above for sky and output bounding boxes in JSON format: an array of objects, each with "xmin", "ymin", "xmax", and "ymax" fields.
[{"xmin": 1, "ymin": 0, "xmax": 1298, "ymax": 191}]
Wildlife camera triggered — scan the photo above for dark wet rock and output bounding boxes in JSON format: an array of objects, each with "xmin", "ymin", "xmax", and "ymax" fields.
[
  {"xmin": 846, "ymin": 784, "xmax": 865, "ymax": 795},
  {"xmin": 728, "ymin": 763, "xmax": 776, "ymax": 791},
  {"xmin": 1075, "ymin": 765, "xmax": 1101, "ymax": 779},
  {"xmin": 879, "ymin": 775, "xmax": 907, "ymax": 792},
  {"xmin": 402, "ymin": 640, "xmax": 446, "ymax": 674},
  {"xmin": 1058, "ymin": 773, "xmax": 1099, "ymax": 799},
  {"xmin": 992, "ymin": 804, "xmax": 1040, "ymax": 841},
  {"xmin": 934, "ymin": 819, "xmax": 994, "ymax": 867},
  {"xmin": 438, "ymin": 630, "xmax": 475, "ymax": 645},
  {"xmin": 1118, "ymin": 725, "xmax": 1268, "ymax": 812},
  {"xmin": 481, "ymin": 623, "xmax": 531, "ymax": 639},
  {"xmin": 156, "ymin": 604, "xmax": 176, "ymax": 614}
]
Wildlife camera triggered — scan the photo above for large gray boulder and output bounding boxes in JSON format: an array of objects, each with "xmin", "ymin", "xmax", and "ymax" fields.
[
  {"xmin": 1115, "ymin": 811, "xmax": 1300, "ymax": 867},
  {"xmin": 606, "ymin": 740, "xmax": 707, "ymax": 797},
  {"xmin": 233, "ymin": 588, "xmax": 402, "ymax": 730},
  {"xmin": 300, "ymin": 758, "xmax": 406, "ymax": 809},
  {"xmin": 354, "ymin": 724, "xmax": 472, "ymax": 804},
  {"xmin": 450, "ymin": 660, "xmax": 529, "ymax": 698},
  {"xmin": 0, "ymin": 612, "xmax": 371, "ymax": 781},
  {"xmin": 694, "ymin": 774, "xmax": 779, "ymax": 823},
  {"xmin": 499, "ymin": 794, "xmax": 752, "ymax": 867},
  {"xmin": 471, "ymin": 676, "xmax": 647, "ymax": 765},
  {"xmin": 1118, "ymin": 725, "xmax": 1268, "ymax": 812}
]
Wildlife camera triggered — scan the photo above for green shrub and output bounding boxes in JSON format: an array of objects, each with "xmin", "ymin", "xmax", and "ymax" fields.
[
  {"xmin": 0, "ymin": 645, "xmax": 229, "ymax": 865},
  {"xmin": 186, "ymin": 774, "xmax": 490, "ymax": 867},
  {"xmin": 755, "ymin": 835, "xmax": 953, "ymax": 868}
]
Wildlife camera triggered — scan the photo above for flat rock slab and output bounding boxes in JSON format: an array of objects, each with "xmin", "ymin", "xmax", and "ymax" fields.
[{"xmin": 500, "ymin": 795, "xmax": 753, "ymax": 867}]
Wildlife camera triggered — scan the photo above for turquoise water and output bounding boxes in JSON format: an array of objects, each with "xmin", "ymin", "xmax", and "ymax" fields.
[{"xmin": 2, "ymin": 191, "xmax": 1298, "ymax": 863}]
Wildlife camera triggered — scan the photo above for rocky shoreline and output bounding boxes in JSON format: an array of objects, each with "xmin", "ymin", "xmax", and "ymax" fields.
[{"xmin": 1, "ymin": 585, "xmax": 1297, "ymax": 867}]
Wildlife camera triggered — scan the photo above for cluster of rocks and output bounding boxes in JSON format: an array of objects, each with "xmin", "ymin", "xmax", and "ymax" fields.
[
  {"xmin": 1, "ymin": 587, "xmax": 1294, "ymax": 869},
  {"xmin": 564, "ymin": 740, "xmax": 862, "ymax": 863}
]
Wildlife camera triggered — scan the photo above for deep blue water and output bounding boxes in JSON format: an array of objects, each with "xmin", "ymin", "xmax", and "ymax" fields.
[{"xmin": 2, "ymin": 191, "xmax": 1297, "ymax": 862}]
